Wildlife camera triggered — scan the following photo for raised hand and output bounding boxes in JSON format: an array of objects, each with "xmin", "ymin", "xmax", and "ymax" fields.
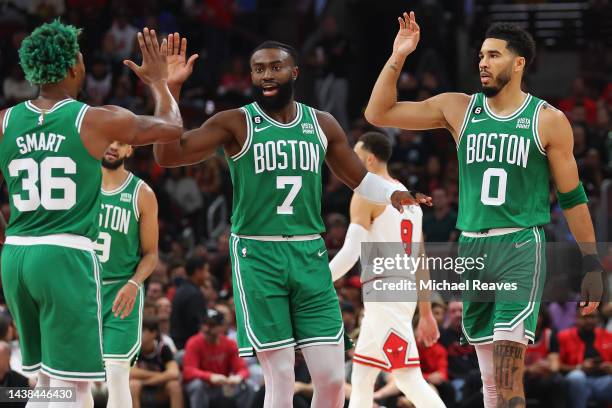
[
  {"xmin": 393, "ymin": 11, "xmax": 420, "ymax": 57},
  {"xmin": 166, "ymin": 32, "xmax": 199, "ymax": 88},
  {"xmin": 124, "ymin": 27, "xmax": 168, "ymax": 85}
]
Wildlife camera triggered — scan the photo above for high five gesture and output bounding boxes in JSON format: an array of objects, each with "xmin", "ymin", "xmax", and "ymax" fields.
[{"xmin": 393, "ymin": 11, "xmax": 420, "ymax": 57}]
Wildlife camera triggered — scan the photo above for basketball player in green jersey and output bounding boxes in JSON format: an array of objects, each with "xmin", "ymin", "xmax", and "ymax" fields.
[
  {"xmin": 152, "ymin": 34, "xmax": 430, "ymax": 408},
  {"xmin": 0, "ymin": 21, "xmax": 181, "ymax": 406},
  {"xmin": 366, "ymin": 12, "xmax": 605, "ymax": 408},
  {"xmin": 95, "ymin": 141, "xmax": 161, "ymax": 408}
]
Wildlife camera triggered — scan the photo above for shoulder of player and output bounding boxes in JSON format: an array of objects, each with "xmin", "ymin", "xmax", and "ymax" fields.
[
  {"xmin": 312, "ymin": 109, "xmax": 343, "ymax": 139},
  {"xmin": 136, "ymin": 180, "xmax": 158, "ymax": 215},
  {"xmin": 537, "ymin": 102, "xmax": 571, "ymax": 147}
]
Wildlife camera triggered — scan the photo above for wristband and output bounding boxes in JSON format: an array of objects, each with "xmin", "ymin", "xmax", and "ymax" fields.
[
  {"xmin": 582, "ymin": 254, "xmax": 603, "ymax": 277},
  {"xmin": 354, "ymin": 172, "xmax": 405, "ymax": 205},
  {"xmin": 556, "ymin": 182, "xmax": 588, "ymax": 210},
  {"xmin": 128, "ymin": 279, "xmax": 142, "ymax": 289}
]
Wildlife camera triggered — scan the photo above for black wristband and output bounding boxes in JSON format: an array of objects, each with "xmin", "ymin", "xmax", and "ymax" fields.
[{"xmin": 582, "ymin": 254, "xmax": 604, "ymax": 276}]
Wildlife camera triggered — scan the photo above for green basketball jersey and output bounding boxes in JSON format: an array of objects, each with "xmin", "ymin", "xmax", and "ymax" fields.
[
  {"xmin": 226, "ymin": 102, "xmax": 326, "ymax": 236},
  {"xmin": 0, "ymin": 99, "xmax": 101, "ymax": 240},
  {"xmin": 456, "ymin": 93, "xmax": 550, "ymax": 231},
  {"xmin": 94, "ymin": 172, "xmax": 143, "ymax": 280}
]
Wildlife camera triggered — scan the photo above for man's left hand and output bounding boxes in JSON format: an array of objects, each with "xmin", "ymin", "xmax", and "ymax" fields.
[
  {"xmin": 390, "ymin": 190, "xmax": 432, "ymax": 212},
  {"xmin": 113, "ymin": 282, "xmax": 139, "ymax": 319},
  {"xmin": 416, "ymin": 313, "xmax": 439, "ymax": 347}
]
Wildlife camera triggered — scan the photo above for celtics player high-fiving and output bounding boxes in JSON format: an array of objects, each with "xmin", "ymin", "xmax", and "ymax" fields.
[
  {"xmin": 0, "ymin": 21, "xmax": 181, "ymax": 406},
  {"xmin": 94, "ymin": 141, "xmax": 158, "ymax": 408},
  {"xmin": 152, "ymin": 34, "xmax": 431, "ymax": 408},
  {"xmin": 366, "ymin": 12, "xmax": 605, "ymax": 408}
]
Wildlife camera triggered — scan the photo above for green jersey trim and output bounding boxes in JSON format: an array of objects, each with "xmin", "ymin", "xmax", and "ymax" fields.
[
  {"xmin": 24, "ymin": 99, "xmax": 75, "ymax": 114},
  {"xmin": 101, "ymin": 173, "xmax": 134, "ymax": 196},
  {"xmin": 309, "ymin": 107, "xmax": 328, "ymax": 151},
  {"xmin": 483, "ymin": 93, "xmax": 532, "ymax": 121},
  {"xmin": 2, "ymin": 107, "xmax": 13, "ymax": 133},
  {"xmin": 532, "ymin": 100, "xmax": 546, "ymax": 156},
  {"xmin": 230, "ymin": 108, "xmax": 253, "ymax": 161},
  {"xmin": 252, "ymin": 102, "xmax": 303, "ymax": 128},
  {"xmin": 456, "ymin": 94, "xmax": 477, "ymax": 149}
]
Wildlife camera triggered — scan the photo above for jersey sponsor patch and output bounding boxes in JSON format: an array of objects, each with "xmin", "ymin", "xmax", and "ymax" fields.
[
  {"xmin": 301, "ymin": 123, "xmax": 315, "ymax": 135},
  {"xmin": 516, "ymin": 117, "xmax": 531, "ymax": 129},
  {"xmin": 120, "ymin": 193, "xmax": 132, "ymax": 203}
]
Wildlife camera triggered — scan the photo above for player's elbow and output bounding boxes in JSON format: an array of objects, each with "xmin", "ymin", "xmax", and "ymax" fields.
[{"xmin": 364, "ymin": 107, "xmax": 383, "ymax": 127}]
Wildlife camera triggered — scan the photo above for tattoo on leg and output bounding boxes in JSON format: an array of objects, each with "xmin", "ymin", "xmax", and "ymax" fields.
[{"xmin": 494, "ymin": 341, "xmax": 526, "ymax": 408}]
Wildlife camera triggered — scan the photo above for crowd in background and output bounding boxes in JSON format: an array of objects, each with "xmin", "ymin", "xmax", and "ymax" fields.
[{"xmin": 0, "ymin": 0, "xmax": 611, "ymax": 407}]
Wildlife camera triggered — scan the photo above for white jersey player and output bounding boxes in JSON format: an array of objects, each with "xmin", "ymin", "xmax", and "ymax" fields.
[{"xmin": 330, "ymin": 132, "xmax": 445, "ymax": 408}]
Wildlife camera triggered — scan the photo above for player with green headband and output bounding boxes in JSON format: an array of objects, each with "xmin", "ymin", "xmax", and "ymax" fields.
[{"xmin": 0, "ymin": 19, "xmax": 181, "ymax": 407}]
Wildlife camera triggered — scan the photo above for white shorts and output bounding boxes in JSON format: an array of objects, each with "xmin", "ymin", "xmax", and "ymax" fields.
[{"xmin": 353, "ymin": 301, "xmax": 420, "ymax": 371}]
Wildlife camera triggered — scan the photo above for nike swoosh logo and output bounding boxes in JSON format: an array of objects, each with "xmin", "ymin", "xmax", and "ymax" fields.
[
  {"xmin": 471, "ymin": 117, "xmax": 488, "ymax": 123},
  {"xmin": 514, "ymin": 240, "xmax": 532, "ymax": 249},
  {"xmin": 318, "ymin": 249, "xmax": 327, "ymax": 257},
  {"xmin": 254, "ymin": 125, "xmax": 272, "ymax": 133}
]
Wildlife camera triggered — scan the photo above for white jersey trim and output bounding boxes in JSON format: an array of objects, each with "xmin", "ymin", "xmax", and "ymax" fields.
[
  {"xmin": 5, "ymin": 234, "xmax": 94, "ymax": 251},
  {"xmin": 484, "ymin": 93, "xmax": 532, "ymax": 121},
  {"xmin": 456, "ymin": 94, "xmax": 476, "ymax": 149},
  {"xmin": 461, "ymin": 227, "xmax": 524, "ymax": 238},
  {"xmin": 232, "ymin": 233, "xmax": 320, "ymax": 241},
  {"xmin": 532, "ymin": 100, "xmax": 547, "ymax": 156},
  {"xmin": 309, "ymin": 107, "xmax": 328, "ymax": 151},
  {"xmin": 101, "ymin": 172, "xmax": 134, "ymax": 196},
  {"xmin": 230, "ymin": 108, "xmax": 252, "ymax": 161},
  {"xmin": 252, "ymin": 101, "xmax": 302, "ymax": 128}
]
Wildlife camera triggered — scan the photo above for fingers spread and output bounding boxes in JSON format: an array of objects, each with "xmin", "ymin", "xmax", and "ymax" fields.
[
  {"xmin": 149, "ymin": 29, "xmax": 160, "ymax": 56},
  {"xmin": 167, "ymin": 33, "xmax": 174, "ymax": 55},
  {"xmin": 160, "ymin": 39, "xmax": 167, "ymax": 57},
  {"xmin": 181, "ymin": 37, "xmax": 187, "ymax": 57},
  {"xmin": 137, "ymin": 32, "xmax": 149, "ymax": 59},
  {"xmin": 187, "ymin": 54, "xmax": 199, "ymax": 68},
  {"xmin": 174, "ymin": 32, "xmax": 180, "ymax": 55}
]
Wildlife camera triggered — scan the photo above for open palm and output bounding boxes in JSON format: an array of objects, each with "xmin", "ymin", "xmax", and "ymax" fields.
[
  {"xmin": 166, "ymin": 32, "xmax": 199, "ymax": 87},
  {"xmin": 393, "ymin": 11, "xmax": 420, "ymax": 57}
]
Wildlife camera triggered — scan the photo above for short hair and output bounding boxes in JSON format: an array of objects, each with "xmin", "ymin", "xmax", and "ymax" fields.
[
  {"xmin": 0, "ymin": 313, "xmax": 11, "ymax": 340},
  {"xmin": 142, "ymin": 316, "xmax": 160, "ymax": 333},
  {"xmin": 485, "ymin": 23, "xmax": 536, "ymax": 68},
  {"xmin": 185, "ymin": 256, "xmax": 206, "ymax": 277},
  {"xmin": 251, "ymin": 40, "xmax": 298, "ymax": 66},
  {"xmin": 19, "ymin": 19, "xmax": 81, "ymax": 85},
  {"xmin": 358, "ymin": 132, "xmax": 392, "ymax": 163}
]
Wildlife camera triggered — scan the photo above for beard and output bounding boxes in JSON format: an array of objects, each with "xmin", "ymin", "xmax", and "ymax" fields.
[
  {"xmin": 252, "ymin": 79, "xmax": 295, "ymax": 111},
  {"xmin": 481, "ymin": 65, "xmax": 512, "ymax": 97},
  {"xmin": 101, "ymin": 157, "xmax": 125, "ymax": 170}
]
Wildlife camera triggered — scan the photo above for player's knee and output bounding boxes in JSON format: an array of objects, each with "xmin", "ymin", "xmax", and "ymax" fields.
[
  {"xmin": 313, "ymin": 367, "xmax": 344, "ymax": 390},
  {"xmin": 165, "ymin": 379, "xmax": 181, "ymax": 394},
  {"xmin": 129, "ymin": 379, "xmax": 142, "ymax": 394}
]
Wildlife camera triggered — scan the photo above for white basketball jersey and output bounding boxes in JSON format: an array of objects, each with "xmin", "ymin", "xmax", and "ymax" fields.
[{"xmin": 368, "ymin": 182, "xmax": 423, "ymax": 245}]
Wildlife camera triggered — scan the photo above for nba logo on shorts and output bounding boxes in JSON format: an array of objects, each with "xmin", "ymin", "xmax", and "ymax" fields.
[
  {"xmin": 242, "ymin": 247, "xmax": 247, "ymax": 257},
  {"xmin": 254, "ymin": 116, "xmax": 262, "ymax": 124}
]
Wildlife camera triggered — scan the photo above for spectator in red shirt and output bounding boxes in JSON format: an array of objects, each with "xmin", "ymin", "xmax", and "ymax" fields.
[
  {"xmin": 417, "ymin": 341, "xmax": 455, "ymax": 406},
  {"xmin": 554, "ymin": 308, "xmax": 612, "ymax": 408},
  {"xmin": 183, "ymin": 309, "xmax": 254, "ymax": 408}
]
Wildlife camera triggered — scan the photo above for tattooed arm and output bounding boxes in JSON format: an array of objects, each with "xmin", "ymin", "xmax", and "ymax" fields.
[{"xmin": 494, "ymin": 341, "xmax": 527, "ymax": 408}]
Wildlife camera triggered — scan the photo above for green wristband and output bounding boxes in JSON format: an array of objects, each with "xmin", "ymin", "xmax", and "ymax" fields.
[{"xmin": 556, "ymin": 182, "xmax": 588, "ymax": 209}]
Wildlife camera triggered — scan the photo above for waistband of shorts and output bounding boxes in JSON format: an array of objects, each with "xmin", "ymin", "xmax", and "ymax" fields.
[
  {"xmin": 5, "ymin": 234, "xmax": 94, "ymax": 251},
  {"xmin": 231, "ymin": 233, "xmax": 320, "ymax": 241},
  {"xmin": 461, "ymin": 227, "xmax": 525, "ymax": 238}
]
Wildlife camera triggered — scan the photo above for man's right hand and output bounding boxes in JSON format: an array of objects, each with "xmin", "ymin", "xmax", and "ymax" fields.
[
  {"xmin": 392, "ymin": 11, "xmax": 420, "ymax": 58},
  {"xmin": 124, "ymin": 27, "xmax": 168, "ymax": 86},
  {"xmin": 166, "ymin": 32, "xmax": 199, "ymax": 89},
  {"xmin": 209, "ymin": 373, "xmax": 228, "ymax": 385}
]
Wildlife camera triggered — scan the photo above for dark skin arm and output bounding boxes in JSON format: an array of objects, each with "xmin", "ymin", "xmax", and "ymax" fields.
[{"xmin": 317, "ymin": 110, "xmax": 432, "ymax": 209}]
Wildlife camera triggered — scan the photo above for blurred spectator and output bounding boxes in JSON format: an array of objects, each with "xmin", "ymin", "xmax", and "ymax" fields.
[
  {"xmin": 548, "ymin": 301, "xmax": 578, "ymax": 332},
  {"xmin": 324, "ymin": 212, "xmax": 348, "ymax": 253},
  {"xmin": 130, "ymin": 317, "xmax": 183, "ymax": 408},
  {"xmin": 183, "ymin": 309, "xmax": 254, "ymax": 408},
  {"xmin": 417, "ymin": 341, "xmax": 455, "ymax": 406},
  {"xmin": 145, "ymin": 279, "xmax": 164, "ymax": 303},
  {"xmin": 559, "ymin": 78, "xmax": 597, "ymax": 125},
  {"xmin": 105, "ymin": 13, "xmax": 138, "ymax": 61},
  {"xmin": 217, "ymin": 56, "xmax": 251, "ymax": 101},
  {"xmin": 423, "ymin": 189, "xmax": 458, "ymax": 242},
  {"xmin": 524, "ymin": 309, "xmax": 568, "ymax": 407},
  {"xmin": 170, "ymin": 256, "xmax": 208, "ymax": 350},
  {"xmin": 307, "ymin": 15, "xmax": 350, "ymax": 130},
  {"xmin": 2, "ymin": 65, "xmax": 37, "ymax": 105},
  {"xmin": 0, "ymin": 341, "xmax": 29, "ymax": 405},
  {"xmin": 439, "ymin": 301, "xmax": 480, "ymax": 404},
  {"xmin": 554, "ymin": 309, "xmax": 612, "ymax": 408},
  {"xmin": 431, "ymin": 302, "xmax": 447, "ymax": 328},
  {"xmin": 156, "ymin": 297, "xmax": 172, "ymax": 338},
  {"xmin": 84, "ymin": 55, "xmax": 113, "ymax": 105},
  {"xmin": 322, "ymin": 175, "xmax": 352, "ymax": 219},
  {"xmin": 27, "ymin": 0, "xmax": 65, "ymax": 19},
  {"xmin": 164, "ymin": 167, "xmax": 203, "ymax": 216}
]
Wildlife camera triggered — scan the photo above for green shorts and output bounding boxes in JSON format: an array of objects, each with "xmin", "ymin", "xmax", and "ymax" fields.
[
  {"xmin": 101, "ymin": 278, "xmax": 143, "ymax": 362},
  {"xmin": 230, "ymin": 234, "xmax": 344, "ymax": 357},
  {"xmin": 459, "ymin": 227, "xmax": 546, "ymax": 345},
  {"xmin": 1, "ymin": 241, "xmax": 105, "ymax": 381}
]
